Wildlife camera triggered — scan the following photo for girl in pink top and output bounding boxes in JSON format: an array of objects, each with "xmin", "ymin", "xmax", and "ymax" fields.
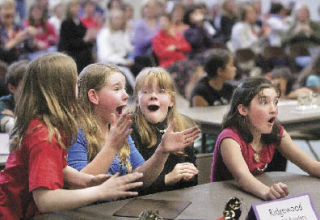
[{"xmin": 211, "ymin": 77, "xmax": 320, "ymax": 201}]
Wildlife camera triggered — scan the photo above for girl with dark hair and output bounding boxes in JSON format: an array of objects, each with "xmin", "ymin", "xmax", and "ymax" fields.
[
  {"xmin": 191, "ymin": 48, "xmax": 236, "ymax": 106},
  {"xmin": 211, "ymin": 76, "xmax": 320, "ymax": 200}
]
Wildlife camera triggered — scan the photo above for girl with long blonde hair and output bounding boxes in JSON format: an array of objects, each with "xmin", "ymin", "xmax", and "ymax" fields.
[
  {"xmin": 131, "ymin": 67, "xmax": 199, "ymax": 195},
  {"xmin": 0, "ymin": 53, "xmax": 143, "ymax": 219},
  {"xmin": 67, "ymin": 63, "xmax": 200, "ymax": 188}
]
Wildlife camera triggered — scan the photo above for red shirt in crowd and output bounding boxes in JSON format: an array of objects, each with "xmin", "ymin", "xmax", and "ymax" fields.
[
  {"xmin": 0, "ymin": 119, "xmax": 67, "ymax": 219},
  {"xmin": 152, "ymin": 30, "xmax": 191, "ymax": 68}
]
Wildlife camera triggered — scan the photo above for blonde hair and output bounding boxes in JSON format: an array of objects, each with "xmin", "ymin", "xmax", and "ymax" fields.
[
  {"xmin": 78, "ymin": 63, "xmax": 132, "ymax": 172},
  {"xmin": 134, "ymin": 67, "xmax": 195, "ymax": 149},
  {"xmin": 108, "ymin": 9, "xmax": 126, "ymax": 32},
  {"xmin": 0, "ymin": 0, "xmax": 15, "ymax": 10},
  {"xmin": 10, "ymin": 52, "xmax": 79, "ymax": 152},
  {"xmin": 65, "ymin": 0, "xmax": 79, "ymax": 19}
]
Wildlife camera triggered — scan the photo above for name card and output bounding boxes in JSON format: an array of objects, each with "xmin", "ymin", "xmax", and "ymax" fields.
[{"xmin": 249, "ymin": 193, "xmax": 319, "ymax": 220}]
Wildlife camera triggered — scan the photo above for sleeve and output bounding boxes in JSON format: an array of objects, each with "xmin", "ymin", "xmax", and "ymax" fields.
[
  {"xmin": 28, "ymin": 126, "xmax": 65, "ymax": 192},
  {"xmin": 191, "ymin": 80, "xmax": 210, "ymax": 103},
  {"xmin": 67, "ymin": 130, "xmax": 89, "ymax": 171},
  {"xmin": 131, "ymin": 21, "xmax": 152, "ymax": 49},
  {"xmin": 128, "ymin": 135, "xmax": 145, "ymax": 170}
]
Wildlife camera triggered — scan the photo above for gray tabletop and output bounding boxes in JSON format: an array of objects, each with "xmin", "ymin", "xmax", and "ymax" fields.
[
  {"xmin": 0, "ymin": 133, "xmax": 9, "ymax": 166},
  {"xmin": 178, "ymin": 99, "xmax": 320, "ymax": 136},
  {"xmin": 34, "ymin": 172, "xmax": 320, "ymax": 220}
]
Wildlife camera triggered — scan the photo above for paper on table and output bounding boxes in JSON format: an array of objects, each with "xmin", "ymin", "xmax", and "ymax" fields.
[
  {"xmin": 113, "ymin": 198, "xmax": 191, "ymax": 219},
  {"xmin": 0, "ymin": 133, "xmax": 9, "ymax": 155}
]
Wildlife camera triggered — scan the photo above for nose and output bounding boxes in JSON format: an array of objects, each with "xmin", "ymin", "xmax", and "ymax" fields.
[
  {"xmin": 123, "ymin": 90, "xmax": 129, "ymax": 101},
  {"xmin": 270, "ymin": 102, "xmax": 277, "ymax": 113}
]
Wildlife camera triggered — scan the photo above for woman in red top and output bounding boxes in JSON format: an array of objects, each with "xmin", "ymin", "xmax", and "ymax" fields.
[
  {"xmin": 152, "ymin": 13, "xmax": 191, "ymax": 68},
  {"xmin": 24, "ymin": 3, "xmax": 58, "ymax": 52},
  {"xmin": 0, "ymin": 53, "xmax": 143, "ymax": 219},
  {"xmin": 211, "ymin": 77, "xmax": 320, "ymax": 201}
]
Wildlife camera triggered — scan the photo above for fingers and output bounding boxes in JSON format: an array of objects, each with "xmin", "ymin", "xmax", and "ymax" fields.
[
  {"xmin": 269, "ymin": 182, "xmax": 288, "ymax": 200},
  {"xmin": 166, "ymin": 120, "xmax": 175, "ymax": 133}
]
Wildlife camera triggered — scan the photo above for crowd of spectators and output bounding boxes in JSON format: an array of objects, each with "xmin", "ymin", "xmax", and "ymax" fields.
[{"xmin": 1, "ymin": 0, "xmax": 320, "ymax": 99}]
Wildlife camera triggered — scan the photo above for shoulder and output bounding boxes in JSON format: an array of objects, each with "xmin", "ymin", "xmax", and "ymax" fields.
[{"xmin": 217, "ymin": 128, "xmax": 243, "ymax": 146}]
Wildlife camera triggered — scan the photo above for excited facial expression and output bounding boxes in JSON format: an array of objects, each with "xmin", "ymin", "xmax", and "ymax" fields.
[
  {"xmin": 239, "ymin": 88, "xmax": 279, "ymax": 135},
  {"xmin": 94, "ymin": 72, "xmax": 128, "ymax": 123},
  {"xmin": 137, "ymin": 79, "xmax": 173, "ymax": 124}
]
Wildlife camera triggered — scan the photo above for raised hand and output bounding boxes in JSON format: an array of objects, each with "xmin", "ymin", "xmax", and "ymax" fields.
[
  {"xmin": 165, "ymin": 162, "xmax": 198, "ymax": 185},
  {"xmin": 98, "ymin": 172, "xmax": 143, "ymax": 201},
  {"xmin": 266, "ymin": 182, "xmax": 289, "ymax": 200},
  {"xmin": 105, "ymin": 113, "xmax": 132, "ymax": 152},
  {"xmin": 159, "ymin": 121, "xmax": 201, "ymax": 153}
]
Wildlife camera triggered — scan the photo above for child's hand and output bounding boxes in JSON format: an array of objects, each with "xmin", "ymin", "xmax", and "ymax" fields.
[
  {"xmin": 105, "ymin": 113, "xmax": 132, "ymax": 152},
  {"xmin": 159, "ymin": 121, "xmax": 201, "ymax": 153},
  {"xmin": 165, "ymin": 162, "xmax": 198, "ymax": 185},
  {"xmin": 97, "ymin": 172, "xmax": 143, "ymax": 201},
  {"xmin": 87, "ymin": 174, "xmax": 112, "ymax": 187},
  {"xmin": 266, "ymin": 182, "xmax": 289, "ymax": 200}
]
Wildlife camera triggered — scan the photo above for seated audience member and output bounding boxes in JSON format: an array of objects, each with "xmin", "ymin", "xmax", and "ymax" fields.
[
  {"xmin": 171, "ymin": 3, "xmax": 189, "ymax": 34},
  {"xmin": 48, "ymin": 1, "xmax": 65, "ymax": 36},
  {"xmin": 297, "ymin": 53, "xmax": 320, "ymax": 93},
  {"xmin": 267, "ymin": 66, "xmax": 312, "ymax": 99},
  {"xmin": 131, "ymin": 0, "xmax": 159, "ymax": 58},
  {"xmin": 80, "ymin": 0, "xmax": 102, "ymax": 30},
  {"xmin": 0, "ymin": 0, "xmax": 36, "ymax": 64},
  {"xmin": 191, "ymin": 49, "xmax": 236, "ymax": 106},
  {"xmin": 229, "ymin": 3, "xmax": 270, "ymax": 54},
  {"xmin": 266, "ymin": 2, "xmax": 290, "ymax": 47},
  {"xmin": 58, "ymin": 0, "xmax": 96, "ymax": 73},
  {"xmin": 0, "ymin": 60, "xmax": 28, "ymax": 133},
  {"xmin": 67, "ymin": 63, "xmax": 200, "ymax": 190},
  {"xmin": 219, "ymin": 0, "xmax": 238, "ymax": 43},
  {"xmin": 24, "ymin": 3, "xmax": 58, "ymax": 58},
  {"xmin": 211, "ymin": 77, "xmax": 320, "ymax": 201},
  {"xmin": 131, "ymin": 67, "xmax": 198, "ymax": 195},
  {"xmin": 282, "ymin": 4, "xmax": 320, "ymax": 50},
  {"xmin": 97, "ymin": 8, "xmax": 133, "ymax": 67},
  {"xmin": 183, "ymin": 4, "xmax": 215, "ymax": 58},
  {"xmin": 152, "ymin": 13, "xmax": 191, "ymax": 68},
  {"xmin": 97, "ymin": 8, "xmax": 135, "ymax": 91}
]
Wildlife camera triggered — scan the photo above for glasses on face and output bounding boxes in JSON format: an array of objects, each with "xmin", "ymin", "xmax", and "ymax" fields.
[{"xmin": 140, "ymin": 88, "xmax": 168, "ymax": 95}]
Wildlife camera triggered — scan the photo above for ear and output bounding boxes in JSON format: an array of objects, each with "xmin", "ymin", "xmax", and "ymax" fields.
[
  {"xmin": 7, "ymin": 83, "xmax": 16, "ymax": 94},
  {"xmin": 237, "ymin": 104, "xmax": 248, "ymax": 116},
  {"xmin": 217, "ymin": 67, "xmax": 223, "ymax": 77},
  {"xmin": 88, "ymin": 89, "xmax": 99, "ymax": 105}
]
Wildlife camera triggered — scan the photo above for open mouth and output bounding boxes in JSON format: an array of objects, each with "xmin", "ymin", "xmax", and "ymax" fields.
[
  {"xmin": 268, "ymin": 117, "xmax": 276, "ymax": 123},
  {"xmin": 147, "ymin": 105, "xmax": 160, "ymax": 111},
  {"xmin": 116, "ymin": 105, "xmax": 126, "ymax": 115}
]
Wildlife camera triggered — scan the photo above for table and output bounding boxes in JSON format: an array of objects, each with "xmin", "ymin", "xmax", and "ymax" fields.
[
  {"xmin": 179, "ymin": 99, "xmax": 320, "ymax": 136},
  {"xmin": 34, "ymin": 172, "xmax": 320, "ymax": 220}
]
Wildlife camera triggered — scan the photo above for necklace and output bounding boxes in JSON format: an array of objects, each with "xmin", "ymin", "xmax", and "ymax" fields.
[
  {"xmin": 254, "ymin": 152, "xmax": 260, "ymax": 163},
  {"xmin": 155, "ymin": 127, "xmax": 166, "ymax": 134}
]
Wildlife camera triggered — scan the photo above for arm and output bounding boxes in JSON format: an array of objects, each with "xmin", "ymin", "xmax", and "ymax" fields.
[
  {"xmin": 74, "ymin": 114, "xmax": 132, "ymax": 175},
  {"xmin": 135, "ymin": 122, "xmax": 200, "ymax": 187},
  {"xmin": 192, "ymin": 95, "xmax": 209, "ymax": 106},
  {"xmin": 33, "ymin": 172, "xmax": 143, "ymax": 213},
  {"xmin": 278, "ymin": 129, "xmax": 320, "ymax": 177},
  {"xmin": 221, "ymin": 138, "xmax": 288, "ymax": 200}
]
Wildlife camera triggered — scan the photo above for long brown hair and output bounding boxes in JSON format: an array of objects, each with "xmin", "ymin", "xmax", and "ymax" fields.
[
  {"xmin": 78, "ymin": 63, "xmax": 132, "ymax": 172},
  {"xmin": 10, "ymin": 52, "xmax": 79, "ymax": 152}
]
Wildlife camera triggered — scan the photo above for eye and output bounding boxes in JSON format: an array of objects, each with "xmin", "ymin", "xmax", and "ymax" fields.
[
  {"xmin": 159, "ymin": 88, "xmax": 166, "ymax": 94},
  {"xmin": 142, "ymin": 89, "xmax": 148, "ymax": 94}
]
